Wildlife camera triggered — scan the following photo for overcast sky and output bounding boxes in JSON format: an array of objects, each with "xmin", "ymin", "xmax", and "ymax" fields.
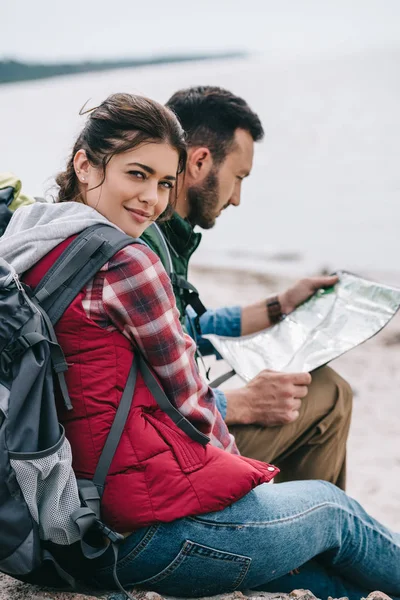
[{"xmin": 2, "ymin": 0, "xmax": 400, "ymax": 62}]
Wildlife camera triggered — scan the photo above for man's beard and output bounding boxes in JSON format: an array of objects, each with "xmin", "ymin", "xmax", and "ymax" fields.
[{"xmin": 187, "ymin": 169, "xmax": 220, "ymax": 229}]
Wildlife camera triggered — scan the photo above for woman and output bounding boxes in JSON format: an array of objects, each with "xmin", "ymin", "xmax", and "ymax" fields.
[{"xmin": 0, "ymin": 93, "xmax": 399, "ymax": 600}]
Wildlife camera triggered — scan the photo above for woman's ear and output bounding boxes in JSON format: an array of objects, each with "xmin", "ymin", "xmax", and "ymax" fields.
[
  {"xmin": 73, "ymin": 149, "xmax": 90, "ymax": 183},
  {"xmin": 186, "ymin": 147, "xmax": 213, "ymax": 182}
]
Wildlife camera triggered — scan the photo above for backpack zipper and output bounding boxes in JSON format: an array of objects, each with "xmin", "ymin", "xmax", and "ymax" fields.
[{"xmin": 12, "ymin": 272, "xmax": 24, "ymax": 291}]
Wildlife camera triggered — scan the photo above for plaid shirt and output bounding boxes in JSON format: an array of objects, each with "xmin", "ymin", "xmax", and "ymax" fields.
[{"xmin": 82, "ymin": 242, "xmax": 238, "ymax": 454}]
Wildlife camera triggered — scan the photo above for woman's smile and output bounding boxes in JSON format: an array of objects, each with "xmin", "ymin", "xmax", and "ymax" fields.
[{"xmin": 124, "ymin": 206, "xmax": 152, "ymax": 224}]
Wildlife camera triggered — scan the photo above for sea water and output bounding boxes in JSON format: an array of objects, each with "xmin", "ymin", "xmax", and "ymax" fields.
[{"xmin": 0, "ymin": 49, "xmax": 399, "ymax": 277}]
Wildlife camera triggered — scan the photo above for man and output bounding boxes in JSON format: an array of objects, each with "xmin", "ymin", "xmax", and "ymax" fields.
[{"xmin": 142, "ymin": 86, "xmax": 352, "ymax": 489}]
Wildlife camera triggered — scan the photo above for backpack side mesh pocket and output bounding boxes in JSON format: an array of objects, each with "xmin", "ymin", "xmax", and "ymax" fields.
[{"xmin": 10, "ymin": 429, "xmax": 81, "ymax": 545}]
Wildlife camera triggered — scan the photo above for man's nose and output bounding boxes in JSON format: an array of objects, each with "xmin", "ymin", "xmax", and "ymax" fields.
[{"xmin": 229, "ymin": 189, "xmax": 241, "ymax": 207}]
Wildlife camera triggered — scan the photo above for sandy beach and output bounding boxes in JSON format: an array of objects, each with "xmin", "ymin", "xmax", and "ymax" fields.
[{"xmin": 1, "ymin": 265, "xmax": 399, "ymax": 599}]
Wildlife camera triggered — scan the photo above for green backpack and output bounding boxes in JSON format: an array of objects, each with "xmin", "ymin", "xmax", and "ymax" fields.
[{"xmin": 0, "ymin": 173, "xmax": 35, "ymax": 236}]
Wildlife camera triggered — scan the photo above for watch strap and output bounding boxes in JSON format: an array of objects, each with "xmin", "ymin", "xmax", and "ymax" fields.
[{"xmin": 267, "ymin": 295, "xmax": 284, "ymax": 325}]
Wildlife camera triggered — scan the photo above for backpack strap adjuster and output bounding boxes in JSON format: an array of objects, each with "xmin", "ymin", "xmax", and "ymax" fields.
[
  {"xmin": 95, "ymin": 521, "xmax": 124, "ymax": 544},
  {"xmin": 1, "ymin": 335, "xmax": 32, "ymax": 367}
]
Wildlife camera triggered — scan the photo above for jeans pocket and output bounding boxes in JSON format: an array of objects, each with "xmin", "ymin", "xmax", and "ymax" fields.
[
  {"xmin": 88, "ymin": 525, "xmax": 160, "ymax": 588},
  {"xmin": 136, "ymin": 539, "xmax": 251, "ymax": 597}
]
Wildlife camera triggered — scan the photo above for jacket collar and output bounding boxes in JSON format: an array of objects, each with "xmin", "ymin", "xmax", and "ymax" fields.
[{"xmin": 161, "ymin": 212, "xmax": 202, "ymax": 260}]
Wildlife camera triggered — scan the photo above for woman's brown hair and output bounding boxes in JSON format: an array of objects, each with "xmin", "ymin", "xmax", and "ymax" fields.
[{"xmin": 56, "ymin": 93, "xmax": 186, "ymax": 219}]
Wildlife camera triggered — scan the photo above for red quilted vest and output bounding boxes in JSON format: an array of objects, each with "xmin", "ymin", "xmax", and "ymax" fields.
[{"xmin": 24, "ymin": 238, "xmax": 278, "ymax": 533}]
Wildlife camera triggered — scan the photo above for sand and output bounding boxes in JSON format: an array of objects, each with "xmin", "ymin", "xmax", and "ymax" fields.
[{"xmin": 1, "ymin": 266, "xmax": 399, "ymax": 600}]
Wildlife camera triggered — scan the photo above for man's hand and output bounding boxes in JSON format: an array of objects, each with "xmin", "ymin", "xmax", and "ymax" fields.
[
  {"xmin": 279, "ymin": 275, "xmax": 338, "ymax": 316},
  {"xmin": 224, "ymin": 371, "xmax": 312, "ymax": 427},
  {"xmin": 240, "ymin": 275, "xmax": 338, "ymax": 336}
]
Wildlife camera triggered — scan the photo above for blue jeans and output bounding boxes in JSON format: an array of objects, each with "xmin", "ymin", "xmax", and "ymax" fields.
[{"xmin": 81, "ymin": 481, "xmax": 400, "ymax": 600}]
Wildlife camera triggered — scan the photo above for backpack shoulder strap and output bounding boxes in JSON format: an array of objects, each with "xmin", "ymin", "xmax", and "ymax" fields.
[
  {"xmin": 147, "ymin": 223, "xmax": 207, "ymax": 320},
  {"xmin": 34, "ymin": 223, "xmax": 139, "ymax": 326},
  {"xmin": 147, "ymin": 222, "xmax": 174, "ymax": 275}
]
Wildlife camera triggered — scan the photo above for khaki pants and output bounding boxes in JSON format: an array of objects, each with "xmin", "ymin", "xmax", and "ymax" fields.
[{"xmin": 229, "ymin": 366, "xmax": 353, "ymax": 490}]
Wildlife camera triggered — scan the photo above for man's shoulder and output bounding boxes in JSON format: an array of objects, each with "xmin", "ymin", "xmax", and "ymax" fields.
[
  {"xmin": 141, "ymin": 223, "xmax": 170, "ymax": 272},
  {"xmin": 141, "ymin": 223, "xmax": 160, "ymax": 251}
]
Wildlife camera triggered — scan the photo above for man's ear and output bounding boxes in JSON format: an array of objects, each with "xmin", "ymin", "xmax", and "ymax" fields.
[{"xmin": 186, "ymin": 147, "xmax": 213, "ymax": 182}]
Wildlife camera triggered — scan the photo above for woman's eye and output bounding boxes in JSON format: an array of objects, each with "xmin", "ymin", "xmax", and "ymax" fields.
[
  {"xmin": 159, "ymin": 181, "xmax": 173, "ymax": 190},
  {"xmin": 128, "ymin": 170, "xmax": 146, "ymax": 180}
]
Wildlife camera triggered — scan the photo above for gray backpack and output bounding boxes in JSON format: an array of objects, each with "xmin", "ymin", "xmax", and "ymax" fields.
[
  {"xmin": 0, "ymin": 223, "xmax": 209, "ymax": 597},
  {"xmin": 0, "ymin": 224, "xmax": 139, "ymax": 596}
]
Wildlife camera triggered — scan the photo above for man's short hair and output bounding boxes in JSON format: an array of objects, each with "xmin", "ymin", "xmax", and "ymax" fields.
[{"xmin": 166, "ymin": 86, "xmax": 264, "ymax": 164}]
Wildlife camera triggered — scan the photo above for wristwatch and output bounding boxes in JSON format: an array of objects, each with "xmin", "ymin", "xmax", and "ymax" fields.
[{"xmin": 266, "ymin": 295, "xmax": 285, "ymax": 325}]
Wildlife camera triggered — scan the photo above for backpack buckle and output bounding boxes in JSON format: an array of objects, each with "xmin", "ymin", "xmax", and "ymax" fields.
[{"xmin": 1, "ymin": 337, "xmax": 31, "ymax": 368}]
